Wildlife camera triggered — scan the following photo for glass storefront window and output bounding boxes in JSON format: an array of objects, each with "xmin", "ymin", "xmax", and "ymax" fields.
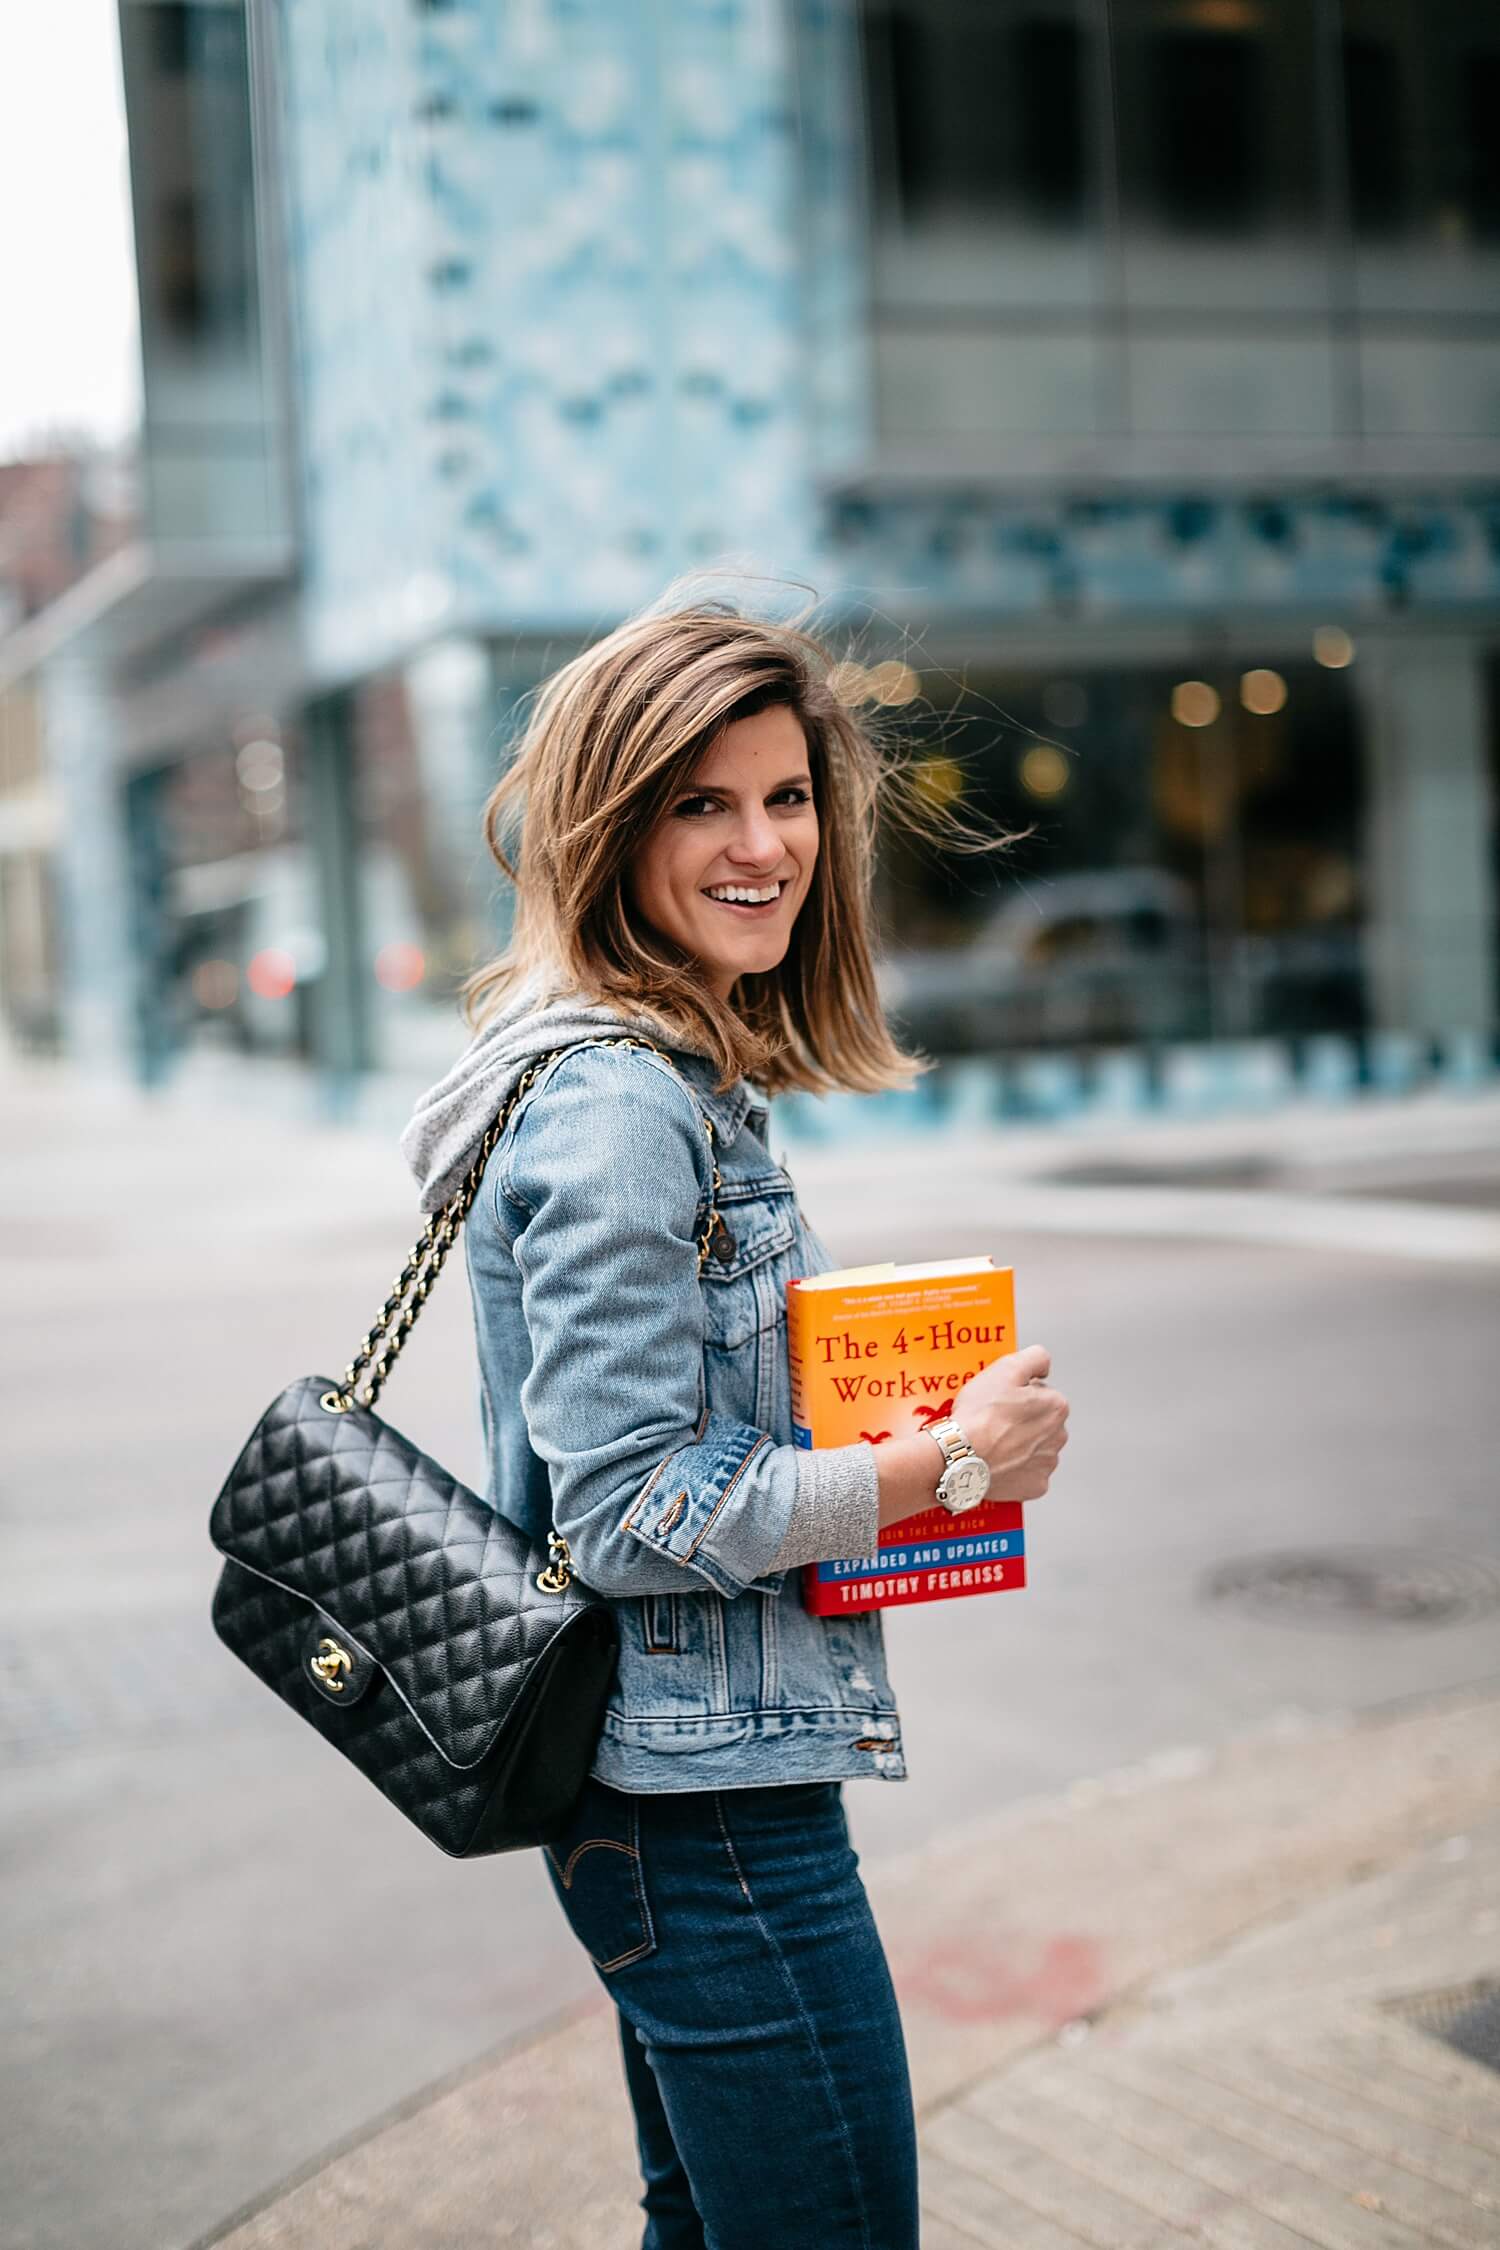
[
  {"xmin": 1343, "ymin": 0, "xmax": 1500, "ymax": 264},
  {"xmin": 1341, "ymin": 0, "xmax": 1500, "ymax": 435},
  {"xmin": 117, "ymin": 0, "xmax": 290, "ymax": 541},
  {"xmin": 348, "ymin": 645, "xmax": 529, "ymax": 1078},
  {"xmin": 861, "ymin": 0, "xmax": 1108, "ymax": 444},
  {"xmin": 876, "ymin": 657, "xmax": 1366, "ymax": 1054},
  {"xmin": 864, "ymin": 0, "xmax": 1091, "ymax": 236},
  {"xmin": 859, "ymin": 0, "xmax": 1500, "ymax": 449},
  {"xmin": 1111, "ymin": 0, "xmax": 1337, "ymax": 435},
  {"xmin": 155, "ymin": 720, "xmax": 320, "ymax": 1062}
]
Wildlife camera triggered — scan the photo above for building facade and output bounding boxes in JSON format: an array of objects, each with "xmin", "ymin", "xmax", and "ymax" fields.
[{"xmin": 1, "ymin": 0, "xmax": 1496, "ymax": 1119}]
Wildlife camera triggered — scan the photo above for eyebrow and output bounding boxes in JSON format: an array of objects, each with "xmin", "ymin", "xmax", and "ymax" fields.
[{"xmin": 676, "ymin": 771, "xmax": 813, "ymax": 797}]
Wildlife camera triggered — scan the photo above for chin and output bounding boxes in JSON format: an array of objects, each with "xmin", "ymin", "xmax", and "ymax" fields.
[
  {"xmin": 709, "ymin": 947, "xmax": 783, "ymax": 990},
  {"xmin": 684, "ymin": 908, "xmax": 796, "ymax": 989}
]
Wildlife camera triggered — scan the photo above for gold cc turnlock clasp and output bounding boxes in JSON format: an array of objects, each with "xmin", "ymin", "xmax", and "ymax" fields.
[
  {"xmin": 537, "ymin": 1532, "xmax": 574, "ymax": 1594},
  {"xmin": 310, "ymin": 1636, "xmax": 353, "ymax": 1691}
]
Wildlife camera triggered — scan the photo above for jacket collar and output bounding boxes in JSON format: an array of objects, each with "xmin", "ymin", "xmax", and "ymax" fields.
[{"xmin": 659, "ymin": 1044, "xmax": 762, "ymax": 1151}]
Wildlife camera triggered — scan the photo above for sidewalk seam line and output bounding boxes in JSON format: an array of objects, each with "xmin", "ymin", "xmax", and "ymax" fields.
[
  {"xmin": 1088, "ymin": 2045, "xmax": 1463, "ymax": 2237},
  {"xmin": 965, "ymin": 2076, "xmax": 1333, "ymax": 2250},
  {"xmin": 1168, "ymin": 2041, "xmax": 1500, "ymax": 2214},
  {"xmin": 923, "ymin": 2140, "xmax": 1106, "ymax": 2250},
  {"xmin": 958, "ymin": 2079, "xmax": 1331, "ymax": 2241},
  {"xmin": 930, "ymin": 2124, "xmax": 1199, "ymax": 2250},
  {"xmin": 1290, "ymin": 2036, "xmax": 1500, "ymax": 2159}
]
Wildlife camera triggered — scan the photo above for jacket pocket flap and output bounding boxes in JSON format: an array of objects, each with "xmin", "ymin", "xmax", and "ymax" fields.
[{"xmin": 701, "ymin": 1175, "xmax": 796, "ymax": 1280}]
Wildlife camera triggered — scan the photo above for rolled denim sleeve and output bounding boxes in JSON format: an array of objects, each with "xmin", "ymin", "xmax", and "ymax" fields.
[{"xmin": 500, "ymin": 1045, "xmax": 879, "ymax": 1599}]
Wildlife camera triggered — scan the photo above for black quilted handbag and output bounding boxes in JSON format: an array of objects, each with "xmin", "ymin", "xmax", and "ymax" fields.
[{"xmin": 209, "ymin": 1034, "xmax": 727, "ymax": 1860}]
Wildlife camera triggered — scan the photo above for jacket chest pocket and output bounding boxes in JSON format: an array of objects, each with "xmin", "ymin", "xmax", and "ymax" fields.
[{"xmin": 700, "ymin": 1175, "xmax": 798, "ymax": 1352}]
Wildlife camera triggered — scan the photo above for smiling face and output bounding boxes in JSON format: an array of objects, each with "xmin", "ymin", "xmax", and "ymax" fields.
[{"xmin": 626, "ymin": 702, "xmax": 820, "ymax": 1001}]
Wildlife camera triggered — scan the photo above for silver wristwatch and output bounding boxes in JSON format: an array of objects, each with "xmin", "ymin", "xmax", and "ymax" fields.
[{"xmin": 925, "ymin": 1415, "xmax": 991, "ymax": 1513}]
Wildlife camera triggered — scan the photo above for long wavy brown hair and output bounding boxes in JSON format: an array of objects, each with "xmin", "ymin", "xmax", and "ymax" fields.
[{"xmin": 460, "ymin": 588, "xmax": 1017, "ymax": 1098}]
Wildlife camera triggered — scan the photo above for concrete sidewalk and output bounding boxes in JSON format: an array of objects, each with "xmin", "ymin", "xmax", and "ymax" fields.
[{"xmin": 200, "ymin": 1687, "xmax": 1500, "ymax": 2250}]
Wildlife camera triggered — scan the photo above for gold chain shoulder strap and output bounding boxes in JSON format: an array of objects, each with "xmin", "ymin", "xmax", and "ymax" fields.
[{"xmin": 321, "ymin": 1033, "xmax": 724, "ymax": 1420}]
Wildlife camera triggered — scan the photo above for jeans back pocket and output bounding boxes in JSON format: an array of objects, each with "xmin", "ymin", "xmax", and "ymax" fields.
[{"xmin": 543, "ymin": 1781, "xmax": 657, "ymax": 1975}]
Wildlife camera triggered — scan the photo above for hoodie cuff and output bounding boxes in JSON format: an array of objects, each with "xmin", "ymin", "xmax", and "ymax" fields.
[{"xmin": 766, "ymin": 1442, "xmax": 881, "ymax": 1575}]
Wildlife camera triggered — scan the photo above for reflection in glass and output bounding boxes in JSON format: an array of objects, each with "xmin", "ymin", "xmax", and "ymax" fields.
[
  {"xmin": 116, "ymin": 0, "xmax": 289, "ymax": 540},
  {"xmin": 860, "ymin": 0, "xmax": 1105, "ymax": 444},
  {"xmin": 865, "ymin": 1, "xmax": 1088, "ymax": 229},
  {"xmin": 875, "ymin": 663, "xmax": 1366, "ymax": 1053},
  {"xmin": 859, "ymin": 0, "xmax": 1500, "ymax": 448},
  {"xmin": 154, "ymin": 724, "xmax": 317, "ymax": 1063}
]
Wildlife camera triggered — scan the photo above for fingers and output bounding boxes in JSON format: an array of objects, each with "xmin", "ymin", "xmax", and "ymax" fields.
[
  {"xmin": 1009, "ymin": 1344, "xmax": 1052, "ymax": 1384},
  {"xmin": 1027, "ymin": 1384, "xmax": 1069, "ymax": 1431}
]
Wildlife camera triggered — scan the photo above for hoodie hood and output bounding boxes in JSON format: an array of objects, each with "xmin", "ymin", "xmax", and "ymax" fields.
[{"xmin": 400, "ymin": 972, "xmax": 723, "ymax": 1214}]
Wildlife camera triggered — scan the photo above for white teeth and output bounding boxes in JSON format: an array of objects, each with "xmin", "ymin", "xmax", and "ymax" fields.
[{"xmin": 705, "ymin": 882, "xmax": 782, "ymax": 904}]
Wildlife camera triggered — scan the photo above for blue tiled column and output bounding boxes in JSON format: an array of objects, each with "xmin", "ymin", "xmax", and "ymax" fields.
[{"xmin": 276, "ymin": 0, "xmax": 834, "ymax": 659}]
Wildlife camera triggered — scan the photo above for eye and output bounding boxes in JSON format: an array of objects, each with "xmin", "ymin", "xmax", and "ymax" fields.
[{"xmin": 671, "ymin": 787, "xmax": 813, "ymax": 818}]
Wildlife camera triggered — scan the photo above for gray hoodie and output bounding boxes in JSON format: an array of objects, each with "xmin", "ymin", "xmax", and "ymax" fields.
[{"xmin": 400, "ymin": 971, "xmax": 708, "ymax": 1215}]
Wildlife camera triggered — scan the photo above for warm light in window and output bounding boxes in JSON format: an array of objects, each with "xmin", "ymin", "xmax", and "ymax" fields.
[
  {"xmin": 828, "ymin": 661, "xmax": 872, "ymax": 705},
  {"xmin": 247, "ymin": 948, "xmax": 297, "ymax": 999},
  {"xmin": 1314, "ymin": 625, "xmax": 1355, "ymax": 669},
  {"xmin": 1184, "ymin": 0, "xmax": 1261, "ymax": 27},
  {"xmin": 1240, "ymin": 668, "xmax": 1287, "ymax": 715},
  {"xmin": 1019, "ymin": 743, "xmax": 1070, "ymax": 798},
  {"xmin": 375, "ymin": 942, "xmax": 426, "ymax": 993},
  {"xmin": 191, "ymin": 958, "xmax": 238, "ymax": 1010},
  {"xmin": 1171, "ymin": 680, "xmax": 1221, "ymax": 728},
  {"xmin": 912, "ymin": 756, "xmax": 963, "ymax": 809},
  {"xmin": 867, "ymin": 660, "xmax": 921, "ymax": 707}
]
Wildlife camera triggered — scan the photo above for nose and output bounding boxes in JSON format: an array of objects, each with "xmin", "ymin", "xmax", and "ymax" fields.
[{"xmin": 725, "ymin": 805, "xmax": 783, "ymax": 870}]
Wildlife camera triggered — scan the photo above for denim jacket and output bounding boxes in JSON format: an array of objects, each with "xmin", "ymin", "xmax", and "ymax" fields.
[{"xmin": 450, "ymin": 1024, "xmax": 907, "ymax": 1792}]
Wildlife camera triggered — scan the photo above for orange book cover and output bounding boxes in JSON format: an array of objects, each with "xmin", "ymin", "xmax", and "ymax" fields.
[{"xmin": 787, "ymin": 1257, "xmax": 1026, "ymax": 1616}]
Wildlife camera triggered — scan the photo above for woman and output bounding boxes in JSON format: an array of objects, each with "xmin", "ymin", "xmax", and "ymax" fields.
[{"xmin": 400, "ymin": 594, "xmax": 1068, "ymax": 2250}]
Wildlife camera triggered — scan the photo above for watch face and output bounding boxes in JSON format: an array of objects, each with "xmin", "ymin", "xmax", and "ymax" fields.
[{"xmin": 939, "ymin": 1455, "xmax": 990, "ymax": 1512}]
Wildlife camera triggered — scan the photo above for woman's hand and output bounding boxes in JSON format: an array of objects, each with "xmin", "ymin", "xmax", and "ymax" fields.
[
  {"xmin": 953, "ymin": 1344, "xmax": 1069, "ymax": 1503},
  {"xmin": 872, "ymin": 1343, "xmax": 1070, "ymax": 1528}
]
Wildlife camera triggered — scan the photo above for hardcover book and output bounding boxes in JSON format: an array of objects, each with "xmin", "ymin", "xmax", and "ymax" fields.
[{"xmin": 787, "ymin": 1257, "xmax": 1026, "ymax": 1616}]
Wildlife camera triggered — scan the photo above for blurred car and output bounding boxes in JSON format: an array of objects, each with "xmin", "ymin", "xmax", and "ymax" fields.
[
  {"xmin": 877, "ymin": 868, "xmax": 1209, "ymax": 1052},
  {"xmin": 1237, "ymin": 924, "xmax": 1368, "ymax": 1036}
]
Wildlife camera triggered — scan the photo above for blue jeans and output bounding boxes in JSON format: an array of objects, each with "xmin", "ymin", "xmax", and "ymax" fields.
[{"xmin": 542, "ymin": 1776, "xmax": 919, "ymax": 2250}]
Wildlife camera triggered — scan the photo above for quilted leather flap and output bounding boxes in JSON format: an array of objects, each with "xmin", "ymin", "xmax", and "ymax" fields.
[{"xmin": 210, "ymin": 1375, "xmax": 590, "ymax": 1770}]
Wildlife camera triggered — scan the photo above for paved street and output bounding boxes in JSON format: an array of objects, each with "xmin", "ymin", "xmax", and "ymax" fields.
[
  {"xmin": 2, "ymin": 1064, "xmax": 1498, "ymax": 2250},
  {"xmin": 207, "ymin": 1688, "xmax": 1500, "ymax": 2250}
]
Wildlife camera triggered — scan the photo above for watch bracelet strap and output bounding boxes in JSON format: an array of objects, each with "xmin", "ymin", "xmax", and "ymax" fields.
[{"xmin": 930, "ymin": 1417, "xmax": 977, "ymax": 1467}]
